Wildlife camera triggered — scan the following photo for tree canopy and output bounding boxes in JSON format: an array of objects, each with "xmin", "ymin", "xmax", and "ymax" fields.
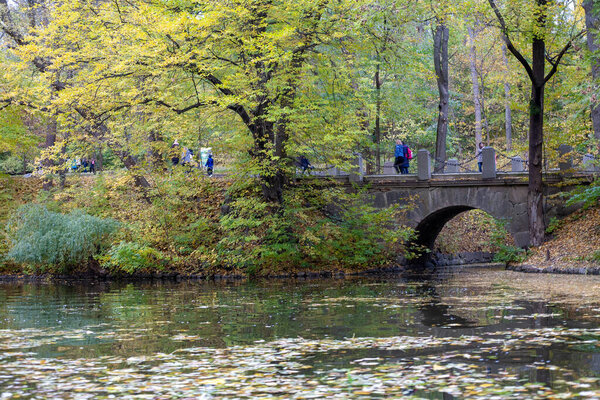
[{"xmin": 0, "ymin": 0, "xmax": 593, "ymax": 194}]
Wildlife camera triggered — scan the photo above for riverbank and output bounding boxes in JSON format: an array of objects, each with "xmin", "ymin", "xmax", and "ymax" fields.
[
  {"xmin": 514, "ymin": 205, "xmax": 600, "ymax": 274},
  {"xmin": 1, "ymin": 173, "xmax": 412, "ymax": 277},
  {"xmin": 0, "ymin": 262, "xmax": 512, "ymax": 283}
]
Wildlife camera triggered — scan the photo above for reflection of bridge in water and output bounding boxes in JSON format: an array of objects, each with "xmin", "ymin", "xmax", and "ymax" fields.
[{"xmin": 318, "ymin": 147, "xmax": 597, "ymax": 249}]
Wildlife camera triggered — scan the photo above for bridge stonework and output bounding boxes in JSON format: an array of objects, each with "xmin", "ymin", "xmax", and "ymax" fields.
[{"xmin": 359, "ymin": 174, "xmax": 586, "ymax": 249}]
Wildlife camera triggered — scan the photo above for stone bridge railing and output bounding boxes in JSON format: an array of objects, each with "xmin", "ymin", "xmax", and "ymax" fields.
[{"xmin": 310, "ymin": 145, "xmax": 599, "ymax": 183}]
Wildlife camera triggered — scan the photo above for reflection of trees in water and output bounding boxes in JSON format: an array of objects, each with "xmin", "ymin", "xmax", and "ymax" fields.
[
  {"xmin": 409, "ymin": 278, "xmax": 475, "ymax": 328},
  {"xmin": 405, "ymin": 270, "xmax": 600, "ymax": 383},
  {"xmin": 3, "ymin": 275, "xmax": 600, "ymax": 380}
]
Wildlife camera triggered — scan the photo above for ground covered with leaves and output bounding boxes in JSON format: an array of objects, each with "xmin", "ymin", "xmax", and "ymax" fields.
[
  {"xmin": 435, "ymin": 210, "xmax": 514, "ymax": 254},
  {"xmin": 520, "ymin": 205, "xmax": 600, "ymax": 273}
]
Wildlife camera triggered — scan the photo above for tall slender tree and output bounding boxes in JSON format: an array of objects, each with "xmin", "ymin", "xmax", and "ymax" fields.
[
  {"xmin": 433, "ymin": 20, "xmax": 450, "ymax": 173},
  {"xmin": 501, "ymin": 44, "xmax": 513, "ymax": 151},
  {"xmin": 468, "ymin": 26, "xmax": 483, "ymax": 148},
  {"xmin": 583, "ymin": 0, "xmax": 600, "ymax": 141},
  {"xmin": 488, "ymin": 0, "xmax": 584, "ymax": 246}
]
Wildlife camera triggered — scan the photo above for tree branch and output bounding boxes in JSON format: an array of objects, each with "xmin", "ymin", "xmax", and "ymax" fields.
[
  {"xmin": 544, "ymin": 30, "xmax": 586, "ymax": 84},
  {"xmin": 487, "ymin": 0, "xmax": 536, "ymax": 84}
]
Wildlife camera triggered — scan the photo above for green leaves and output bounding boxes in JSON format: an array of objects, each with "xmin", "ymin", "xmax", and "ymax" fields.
[{"xmin": 6, "ymin": 204, "xmax": 119, "ymax": 272}]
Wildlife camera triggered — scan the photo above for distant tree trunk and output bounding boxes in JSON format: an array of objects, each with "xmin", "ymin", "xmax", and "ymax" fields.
[
  {"xmin": 374, "ymin": 63, "xmax": 382, "ymax": 174},
  {"xmin": 433, "ymin": 22, "xmax": 449, "ymax": 173},
  {"xmin": 95, "ymin": 148, "xmax": 103, "ymax": 171},
  {"xmin": 583, "ymin": 0, "xmax": 600, "ymax": 141},
  {"xmin": 119, "ymin": 151, "xmax": 151, "ymax": 189},
  {"xmin": 147, "ymin": 130, "xmax": 164, "ymax": 169},
  {"xmin": 502, "ymin": 44, "xmax": 513, "ymax": 151},
  {"xmin": 468, "ymin": 27, "xmax": 482, "ymax": 147},
  {"xmin": 42, "ymin": 120, "xmax": 56, "ymax": 191},
  {"xmin": 479, "ymin": 74, "xmax": 490, "ymax": 145},
  {"xmin": 20, "ymin": 153, "xmax": 26, "ymax": 174}
]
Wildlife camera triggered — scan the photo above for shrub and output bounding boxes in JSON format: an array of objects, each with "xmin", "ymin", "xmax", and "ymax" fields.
[
  {"xmin": 566, "ymin": 179, "xmax": 600, "ymax": 209},
  {"xmin": 6, "ymin": 204, "xmax": 119, "ymax": 272},
  {"xmin": 493, "ymin": 243, "xmax": 527, "ymax": 264},
  {"xmin": 545, "ymin": 216, "xmax": 562, "ymax": 234},
  {"xmin": 216, "ymin": 179, "xmax": 415, "ymax": 274},
  {"xmin": 0, "ymin": 154, "xmax": 33, "ymax": 175},
  {"xmin": 101, "ymin": 241, "xmax": 168, "ymax": 274},
  {"xmin": 488, "ymin": 219, "xmax": 526, "ymax": 264}
]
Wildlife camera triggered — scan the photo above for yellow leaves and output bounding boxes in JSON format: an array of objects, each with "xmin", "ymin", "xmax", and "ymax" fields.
[{"xmin": 432, "ymin": 363, "xmax": 448, "ymax": 371}]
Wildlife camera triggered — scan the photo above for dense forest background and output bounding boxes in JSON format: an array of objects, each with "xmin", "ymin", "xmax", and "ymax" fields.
[
  {"xmin": 1, "ymin": 0, "xmax": 595, "ymax": 176},
  {"xmin": 0, "ymin": 0, "xmax": 598, "ymax": 274}
]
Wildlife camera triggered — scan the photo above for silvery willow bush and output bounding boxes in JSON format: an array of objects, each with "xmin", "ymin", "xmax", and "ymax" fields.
[{"xmin": 7, "ymin": 204, "xmax": 119, "ymax": 272}]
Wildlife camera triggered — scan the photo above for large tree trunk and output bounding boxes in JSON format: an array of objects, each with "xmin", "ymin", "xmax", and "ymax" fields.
[
  {"xmin": 433, "ymin": 22, "xmax": 449, "ymax": 173},
  {"xmin": 502, "ymin": 44, "xmax": 513, "ymax": 151},
  {"xmin": 528, "ymin": 37, "xmax": 546, "ymax": 247},
  {"xmin": 583, "ymin": 0, "xmax": 600, "ymax": 141},
  {"xmin": 468, "ymin": 27, "xmax": 482, "ymax": 147},
  {"xmin": 250, "ymin": 117, "xmax": 284, "ymax": 204}
]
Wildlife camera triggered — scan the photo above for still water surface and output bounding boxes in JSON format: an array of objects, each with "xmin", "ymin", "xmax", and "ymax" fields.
[{"xmin": 1, "ymin": 267, "xmax": 600, "ymax": 398}]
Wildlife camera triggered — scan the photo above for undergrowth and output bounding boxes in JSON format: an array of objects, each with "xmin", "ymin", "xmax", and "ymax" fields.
[
  {"xmin": 6, "ymin": 204, "xmax": 118, "ymax": 273},
  {"xmin": 2, "ymin": 171, "xmax": 415, "ymax": 275}
]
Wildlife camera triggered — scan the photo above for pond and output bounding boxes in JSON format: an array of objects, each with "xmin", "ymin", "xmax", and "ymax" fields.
[{"xmin": 1, "ymin": 267, "xmax": 600, "ymax": 399}]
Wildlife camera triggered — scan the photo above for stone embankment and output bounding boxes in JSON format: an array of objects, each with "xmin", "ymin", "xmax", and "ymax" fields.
[
  {"xmin": 507, "ymin": 265, "xmax": 600, "ymax": 275},
  {"xmin": 431, "ymin": 252, "xmax": 495, "ymax": 267}
]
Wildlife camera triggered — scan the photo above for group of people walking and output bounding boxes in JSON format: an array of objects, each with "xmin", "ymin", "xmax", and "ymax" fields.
[
  {"xmin": 393, "ymin": 139, "xmax": 412, "ymax": 174},
  {"xmin": 71, "ymin": 158, "xmax": 96, "ymax": 174},
  {"xmin": 170, "ymin": 140, "xmax": 214, "ymax": 176}
]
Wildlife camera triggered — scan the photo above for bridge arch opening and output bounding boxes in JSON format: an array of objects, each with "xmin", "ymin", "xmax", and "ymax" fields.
[
  {"xmin": 414, "ymin": 206, "xmax": 474, "ymax": 250},
  {"xmin": 414, "ymin": 207, "xmax": 515, "ymax": 253}
]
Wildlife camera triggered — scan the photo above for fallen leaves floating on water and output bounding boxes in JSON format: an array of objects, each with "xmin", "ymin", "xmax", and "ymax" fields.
[
  {"xmin": 1, "ymin": 270, "xmax": 600, "ymax": 399},
  {"xmin": 0, "ymin": 327, "xmax": 598, "ymax": 398}
]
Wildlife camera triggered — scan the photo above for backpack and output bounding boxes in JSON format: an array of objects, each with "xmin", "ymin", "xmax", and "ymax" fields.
[{"xmin": 406, "ymin": 147, "xmax": 413, "ymax": 160}]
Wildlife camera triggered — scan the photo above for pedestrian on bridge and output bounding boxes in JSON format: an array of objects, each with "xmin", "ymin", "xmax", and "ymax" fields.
[
  {"xmin": 299, "ymin": 155, "xmax": 312, "ymax": 174},
  {"xmin": 393, "ymin": 140, "xmax": 410, "ymax": 174},
  {"xmin": 476, "ymin": 142, "xmax": 484, "ymax": 172}
]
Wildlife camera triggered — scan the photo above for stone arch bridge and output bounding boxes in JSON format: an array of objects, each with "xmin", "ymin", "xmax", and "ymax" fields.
[{"xmin": 346, "ymin": 173, "xmax": 591, "ymax": 249}]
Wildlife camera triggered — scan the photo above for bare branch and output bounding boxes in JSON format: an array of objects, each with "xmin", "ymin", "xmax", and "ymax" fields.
[
  {"xmin": 487, "ymin": 0, "xmax": 536, "ymax": 84},
  {"xmin": 544, "ymin": 30, "xmax": 586, "ymax": 84}
]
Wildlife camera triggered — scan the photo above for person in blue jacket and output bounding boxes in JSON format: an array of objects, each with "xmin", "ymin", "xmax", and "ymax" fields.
[
  {"xmin": 393, "ymin": 139, "xmax": 410, "ymax": 174},
  {"xmin": 399, "ymin": 141, "xmax": 410, "ymax": 174},
  {"xmin": 205, "ymin": 154, "xmax": 214, "ymax": 176}
]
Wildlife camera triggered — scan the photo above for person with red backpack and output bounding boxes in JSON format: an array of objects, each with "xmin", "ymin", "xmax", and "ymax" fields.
[{"xmin": 393, "ymin": 139, "xmax": 412, "ymax": 174}]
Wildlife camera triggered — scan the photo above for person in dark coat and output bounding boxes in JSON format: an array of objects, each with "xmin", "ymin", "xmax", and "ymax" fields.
[
  {"xmin": 170, "ymin": 140, "xmax": 180, "ymax": 166},
  {"xmin": 299, "ymin": 155, "xmax": 311, "ymax": 174},
  {"xmin": 205, "ymin": 154, "xmax": 214, "ymax": 176}
]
